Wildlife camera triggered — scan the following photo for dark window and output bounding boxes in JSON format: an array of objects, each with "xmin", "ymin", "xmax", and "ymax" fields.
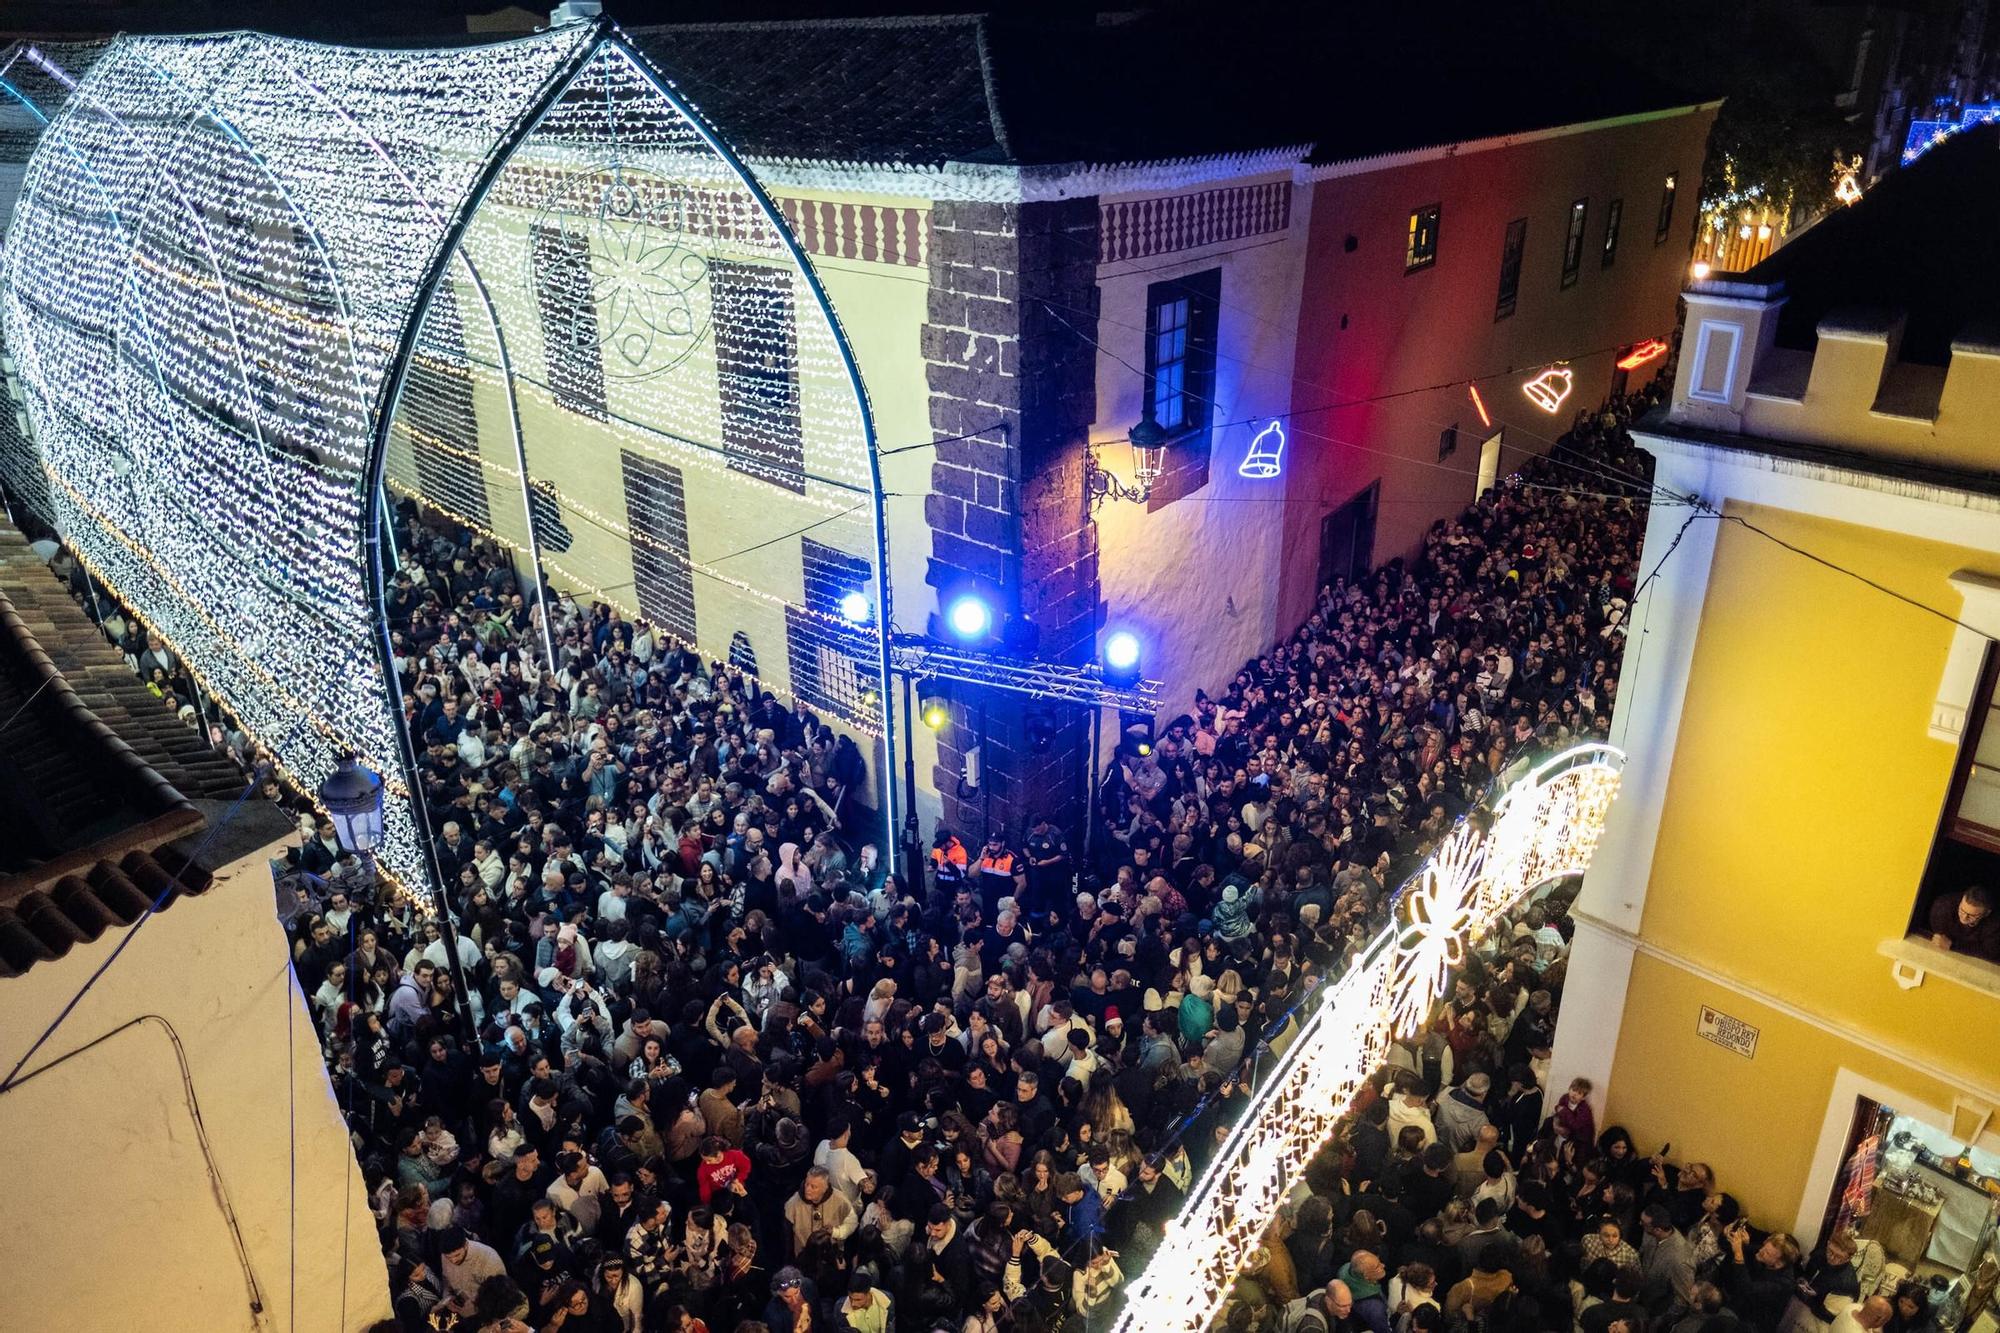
[
  {"xmin": 786, "ymin": 537, "xmax": 875, "ymax": 720},
  {"xmin": 712, "ymin": 260, "xmax": 804, "ymax": 494},
  {"xmin": 1495, "ymin": 217, "xmax": 1527, "ymax": 320},
  {"xmin": 402, "ymin": 283, "xmax": 491, "ymax": 529},
  {"xmin": 1912, "ymin": 645, "xmax": 2000, "ymax": 948},
  {"xmin": 1602, "ymin": 198, "xmax": 1623, "ymax": 268},
  {"xmin": 530, "ymin": 223, "xmax": 607, "ymax": 419},
  {"xmin": 1438, "ymin": 423, "xmax": 1459, "ymax": 461},
  {"xmin": 620, "ymin": 448, "xmax": 697, "ymax": 648},
  {"xmin": 1317, "ymin": 482, "xmax": 1379, "ymax": 591},
  {"xmin": 1406, "ymin": 205, "xmax": 1441, "ymax": 272},
  {"xmin": 1561, "ymin": 199, "xmax": 1588, "ymax": 288},
  {"xmin": 1656, "ymin": 173, "xmax": 1678, "ymax": 243},
  {"xmin": 1143, "ymin": 268, "xmax": 1220, "ymax": 437}
]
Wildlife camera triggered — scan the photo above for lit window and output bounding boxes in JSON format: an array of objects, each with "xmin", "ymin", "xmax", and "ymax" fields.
[
  {"xmin": 1406, "ymin": 205, "xmax": 1441, "ymax": 272},
  {"xmin": 1656, "ymin": 173, "xmax": 1678, "ymax": 243},
  {"xmin": 1494, "ymin": 217, "xmax": 1527, "ymax": 320},
  {"xmin": 1144, "ymin": 269, "xmax": 1219, "ymax": 437},
  {"xmin": 1602, "ymin": 198, "xmax": 1623, "ymax": 268},
  {"xmin": 1561, "ymin": 198, "xmax": 1588, "ymax": 288}
]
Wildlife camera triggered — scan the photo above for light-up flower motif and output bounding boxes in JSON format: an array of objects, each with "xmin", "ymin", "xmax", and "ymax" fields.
[
  {"xmin": 1388, "ymin": 822, "xmax": 1485, "ymax": 1037},
  {"xmin": 534, "ymin": 165, "xmax": 713, "ymax": 381}
]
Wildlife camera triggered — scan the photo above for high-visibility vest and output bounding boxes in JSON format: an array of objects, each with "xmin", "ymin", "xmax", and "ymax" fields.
[{"xmin": 977, "ymin": 851, "xmax": 1016, "ymax": 880}]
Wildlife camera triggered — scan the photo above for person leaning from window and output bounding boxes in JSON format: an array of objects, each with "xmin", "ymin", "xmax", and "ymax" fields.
[{"xmin": 1928, "ymin": 885, "xmax": 2000, "ymax": 962}]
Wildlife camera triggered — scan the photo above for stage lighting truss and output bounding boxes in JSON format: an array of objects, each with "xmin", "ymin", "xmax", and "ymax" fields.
[{"xmin": 889, "ymin": 632, "xmax": 1161, "ymax": 715}]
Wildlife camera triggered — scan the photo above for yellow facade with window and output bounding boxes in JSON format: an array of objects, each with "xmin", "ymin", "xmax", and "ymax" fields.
[{"xmin": 1550, "ymin": 266, "xmax": 2000, "ymax": 1277}]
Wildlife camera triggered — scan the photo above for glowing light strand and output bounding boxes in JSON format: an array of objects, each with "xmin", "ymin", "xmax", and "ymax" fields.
[
  {"xmin": 1111, "ymin": 745, "xmax": 1623, "ymax": 1333},
  {"xmin": 0, "ymin": 26, "xmax": 603, "ymax": 902}
]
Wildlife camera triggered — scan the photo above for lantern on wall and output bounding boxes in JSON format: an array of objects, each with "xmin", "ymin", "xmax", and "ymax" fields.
[{"xmin": 1129, "ymin": 413, "xmax": 1169, "ymax": 492}]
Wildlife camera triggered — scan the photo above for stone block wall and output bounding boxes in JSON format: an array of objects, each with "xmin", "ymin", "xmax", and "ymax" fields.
[{"xmin": 921, "ymin": 199, "xmax": 1101, "ymax": 845}]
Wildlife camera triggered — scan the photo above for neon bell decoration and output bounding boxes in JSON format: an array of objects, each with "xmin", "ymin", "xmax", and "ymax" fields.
[
  {"xmin": 1238, "ymin": 420, "xmax": 1286, "ymax": 479},
  {"xmin": 1521, "ymin": 366, "xmax": 1573, "ymax": 414}
]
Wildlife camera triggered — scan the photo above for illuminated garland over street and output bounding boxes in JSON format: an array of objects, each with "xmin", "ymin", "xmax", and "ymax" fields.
[
  {"xmin": 1111, "ymin": 744, "xmax": 1624, "ymax": 1333},
  {"xmin": 0, "ymin": 23, "xmax": 896, "ymax": 894}
]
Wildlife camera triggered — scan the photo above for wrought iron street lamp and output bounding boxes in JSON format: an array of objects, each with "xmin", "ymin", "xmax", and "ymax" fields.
[
  {"xmin": 319, "ymin": 753, "xmax": 475, "ymax": 1043},
  {"xmin": 1086, "ymin": 412, "xmax": 1172, "ymax": 510}
]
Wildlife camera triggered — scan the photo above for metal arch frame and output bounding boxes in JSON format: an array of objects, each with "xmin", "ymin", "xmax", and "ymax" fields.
[
  {"xmin": 360, "ymin": 16, "xmax": 608, "ymax": 914},
  {"xmin": 257, "ymin": 43, "xmax": 562, "ymax": 676},
  {"xmin": 360, "ymin": 21, "xmax": 908, "ymax": 880},
  {"xmin": 604, "ymin": 24, "xmax": 903, "ymax": 876}
]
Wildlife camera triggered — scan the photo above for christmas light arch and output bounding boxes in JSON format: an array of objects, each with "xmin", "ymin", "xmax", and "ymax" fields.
[
  {"xmin": 1112, "ymin": 743, "xmax": 1624, "ymax": 1333},
  {"xmin": 0, "ymin": 19, "xmax": 895, "ymax": 901}
]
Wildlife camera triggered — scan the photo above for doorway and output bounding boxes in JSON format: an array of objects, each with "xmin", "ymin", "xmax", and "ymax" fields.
[
  {"xmin": 1476, "ymin": 429, "xmax": 1504, "ymax": 500},
  {"xmin": 1319, "ymin": 481, "xmax": 1378, "ymax": 590},
  {"xmin": 1814, "ymin": 1084, "xmax": 2000, "ymax": 1316}
]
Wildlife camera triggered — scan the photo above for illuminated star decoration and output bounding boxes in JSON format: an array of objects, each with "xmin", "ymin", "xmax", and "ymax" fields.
[
  {"xmin": 1522, "ymin": 366, "xmax": 1573, "ymax": 414},
  {"xmin": 1388, "ymin": 821, "xmax": 1484, "ymax": 1037},
  {"xmin": 1237, "ymin": 419, "xmax": 1286, "ymax": 479}
]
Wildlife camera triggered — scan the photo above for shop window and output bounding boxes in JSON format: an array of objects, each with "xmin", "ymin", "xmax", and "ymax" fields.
[
  {"xmin": 1494, "ymin": 217, "xmax": 1527, "ymax": 320},
  {"xmin": 1406, "ymin": 204, "xmax": 1441, "ymax": 272},
  {"xmin": 1561, "ymin": 199, "xmax": 1588, "ymax": 288}
]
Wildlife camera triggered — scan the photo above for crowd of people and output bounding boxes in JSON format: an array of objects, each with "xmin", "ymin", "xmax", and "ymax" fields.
[
  {"xmin": 277, "ymin": 380, "xmax": 1662, "ymax": 1333},
  {"xmin": 64, "ymin": 368, "xmax": 1992, "ymax": 1333}
]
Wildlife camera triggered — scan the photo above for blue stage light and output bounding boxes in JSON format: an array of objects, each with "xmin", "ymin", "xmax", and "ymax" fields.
[
  {"xmin": 1102, "ymin": 628, "xmax": 1142, "ymax": 685},
  {"xmin": 839, "ymin": 590, "xmax": 870, "ymax": 625},
  {"xmin": 945, "ymin": 594, "xmax": 993, "ymax": 641}
]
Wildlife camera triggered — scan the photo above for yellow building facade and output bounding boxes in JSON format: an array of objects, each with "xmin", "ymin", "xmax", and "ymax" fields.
[{"xmin": 1550, "ymin": 259, "xmax": 2000, "ymax": 1258}]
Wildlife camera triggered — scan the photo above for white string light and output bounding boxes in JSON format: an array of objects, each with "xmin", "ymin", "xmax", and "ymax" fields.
[
  {"xmin": 387, "ymin": 39, "xmax": 887, "ymax": 731},
  {"xmin": 0, "ymin": 26, "xmax": 601, "ymax": 902},
  {"xmin": 1112, "ymin": 745, "xmax": 1624, "ymax": 1333}
]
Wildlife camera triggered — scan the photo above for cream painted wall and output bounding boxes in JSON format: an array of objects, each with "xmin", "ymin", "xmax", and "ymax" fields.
[
  {"xmin": 0, "ymin": 838, "xmax": 388, "ymax": 1331},
  {"xmin": 1091, "ymin": 171, "xmax": 1312, "ymax": 725},
  {"xmin": 386, "ymin": 176, "xmax": 935, "ymax": 840},
  {"xmin": 807, "ymin": 233, "xmax": 949, "ymax": 838}
]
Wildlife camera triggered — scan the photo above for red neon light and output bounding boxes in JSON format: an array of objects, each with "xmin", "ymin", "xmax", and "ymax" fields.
[
  {"xmin": 1617, "ymin": 337, "xmax": 1669, "ymax": 371},
  {"xmin": 1468, "ymin": 383, "xmax": 1491, "ymax": 428}
]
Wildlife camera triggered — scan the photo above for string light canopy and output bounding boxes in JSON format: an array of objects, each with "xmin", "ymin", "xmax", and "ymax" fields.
[
  {"xmin": 1111, "ymin": 744, "xmax": 1624, "ymax": 1333},
  {"xmin": 0, "ymin": 17, "xmax": 896, "ymax": 898}
]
